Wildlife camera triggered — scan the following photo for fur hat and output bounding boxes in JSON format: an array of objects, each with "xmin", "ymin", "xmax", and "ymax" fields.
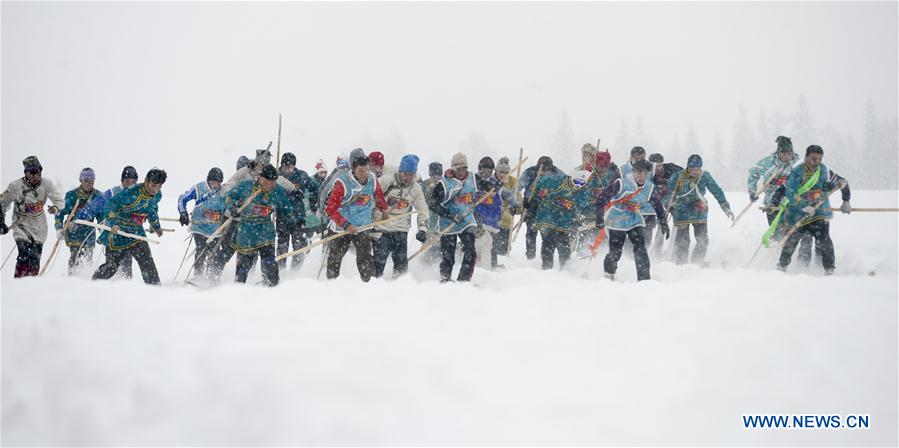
[{"xmin": 451, "ymin": 152, "xmax": 468, "ymax": 170}]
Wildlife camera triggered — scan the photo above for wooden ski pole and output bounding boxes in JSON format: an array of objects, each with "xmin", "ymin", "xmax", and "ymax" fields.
[
  {"xmin": 40, "ymin": 198, "xmax": 81, "ymax": 276},
  {"xmin": 732, "ymin": 166, "xmax": 789, "ymax": 227},
  {"xmin": 276, "ymin": 113, "xmax": 282, "ymax": 166},
  {"xmin": 823, "ymin": 207, "xmax": 899, "ymax": 212},
  {"xmin": 173, "ymin": 235, "xmax": 195, "ymax": 282},
  {"xmin": 0, "ymin": 245, "xmax": 15, "ymax": 271},
  {"xmin": 776, "ymin": 188, "xmax": 840, "ymax": 248},
  {"xmin": 409, "ymin": 187, "xmax": 497, "ymax": 262},
  {"xmin": 515, "ymin": 147, "xmax": 524, "ymax": 178},
  {"xmin": 276, "ymin": 210, "xmax": 420, "ymax": 261},
  {"xmin": 72, "ymin": 220, "xmax": 160, "ymax": 244}
]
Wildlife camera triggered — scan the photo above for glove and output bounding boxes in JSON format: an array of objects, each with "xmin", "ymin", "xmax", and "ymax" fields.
[
  {"xmin": 179, "ymin": 211, "xmax": 190, "ymax": 226},
  {"xmin": 724, "ymin": 208, "xmax": 735, "ymax": 220},
  {"xmin": 48, "ymin": 206, "xmax": 59, "ymax": 215},
  {"xmin": 0, "ymin": 221, "xmax": 7, "ymax": 235},
  {"xmin": 802, "ymin": 206, "xmax": 816, "ymax": 216},
  {"xmin": 415, "ymin": 230, "xmax": 427, "ymax": 242},
  {"xmin": 659, "ymin": 221, "xmax": 670, "ymax": 240},
  {"xmin": 835, "ymin": 179, "xmax": 848, "ymax": 190},
  {"xmin": 155, "ymin": 228, "xmax": 164, "ymax": 237},
  {"xmin": 840, "ymin": 201, "xmax": 851, "ymax": 214},
  {"xmin": 749, "ymin": 192, "xmax": 759, "ymax": 202},
  {"xmin": 56, "ymin": 229, "xmax": 65, "ymax": 240}
]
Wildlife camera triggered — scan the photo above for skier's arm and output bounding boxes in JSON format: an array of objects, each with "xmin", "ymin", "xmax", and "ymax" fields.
[
  {"xmin": 276, "ymin": 189, "xmax": 297, "ymax": 225},
  {"xmin": 0, "ymin": 182, "xmax": 17, "ymax": 218},
  {"xmin": 177, "ymin": 186, "xmax": 197, "ymax": 215},
  {"xmin": 373, "ymin": 180, "xmax": 389, "ymax": 212},
  {"xmin": 147, "ymin": 195, "xmax": 161, "ymax": 233},
  {"xmin": 411, "ymin": 182, "xmax": 430, "ymax": 231},
  {"xmin": 649, "ymin": 187, "xmax": 667, "ymax": 222},
  {"xmin": 746, "ymin": 156, "xmax": 767, "ymax": 194},
  {"xmin": 594, "ymin": 180, "xmax": 621, "ymax": 226},
  {"xmin": 54, "ymin": 191, "xmax": 75, "ymax": 230},
  {"xmin": 828, "ymin": 171, "xmax": 851, "ymax": 202},
  {"xmin": 665, "ymin": 174, "xmax": 678, "ymax": 206},
  {"xmin": 325, "ymin": 180, "xmax": 350, "ymax": 229},
  {"xmin": 431, "ymin": 182, "xmax": 455, "ymax": 220},
  {"xmin": 46, "ymin": 180, "xmax": 63, "ymax": 209},
  {"xmin": 782, "ymin": 168, "xmax": 802, "ymax": 204},
  {"xmin": 704, "ymin": 172, "xmax": 731, "ymax": 212},
  {"xmin": 303, "ymin": 173, "xmax": 320, "ymax": 213}
]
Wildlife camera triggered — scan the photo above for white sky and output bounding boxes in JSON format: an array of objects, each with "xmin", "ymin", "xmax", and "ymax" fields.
[{"xmin": 2, "ymin": 1, "xmax": 897, "ymax": 191}]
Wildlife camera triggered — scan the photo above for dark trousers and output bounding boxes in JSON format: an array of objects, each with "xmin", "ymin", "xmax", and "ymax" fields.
[
  {"xmin": 440, "ymin": 231, "xmax": 476, "ymax": 281},
  {"xmin": 14, "ymin": 240, "xmax": 43, "ymax": 278},
  {"xmin": 491, "ymin": 228, "xmax": 510, "ymax": 266},
  {"xmin": 326, "ymin": 231, "xmax": 375, "ymax": 282},
  {"xmin": 191, "ymin": 234, "xmax": 213, "ymax": 276},
  {"xmin": 276, "ymin": 220, "xmax": 307, "ymax": 270},
  {"xmin": 373, "ymin": 231, "xmax": 409, "ymax": 278},
  {"xmin": 235, "ymin": 244, "xmax": 279, "ymax": 286},
  {"xmin": 767, "ymin": 211, "xmax": 814, "ymax": 266},
  {"xmin": 540, "ymin": 228, "xmax": 571, "ymax": 270},
  {"xmin": 525, "ymin": 221, "xmax": 539, "ymax": 260},
  {"xmin": 778, "ymin": 220, "xmax": 835, "ymax": 271},
  {"xmin": 574, "ymin": 226, "xmax": 599, "ymax": 258},
  {"xmin": 604, "ymin": 227, "xmax": 651, "ymax": 281},
  {"xmin": 207, "ymin": 226, "xmax": 237, "ymax": 280},
  {"xmin": 67, "ymin": 241, "xmax": 94, "ymax": 275},
  {"xmin": 93, "ymin": 243, "xmax": 160, "ymax": 285},
  {"xmin": 641, "ymin": 215, "xmax": 658, "ymax": 250},
  {"xmin": 673, "ymin": 223, "xmax": 709, "ymax": 265}
]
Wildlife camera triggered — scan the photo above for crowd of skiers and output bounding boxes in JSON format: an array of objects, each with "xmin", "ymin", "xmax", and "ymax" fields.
[{"xmin": 0, "ymin": 134, "xmax": 852, "ymax": 285}]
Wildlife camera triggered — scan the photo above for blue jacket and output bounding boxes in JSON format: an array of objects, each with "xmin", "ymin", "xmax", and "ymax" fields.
[
  {"xmin": 747, "ymin": 152, "xmax": 799, "ymax": 206},
  {"xmin": 533, "ymin": 174, "xmax": 594, "ymax": 232},
  {"xmin": 227, "ymin": 181, "xmax": 295, "ymax": 253},
  {"xmin": 178, "ymin": 181, "xmax": 226, "ymax": 237},
  {"xmin": 98, "ymin": 183, "xmax": 162, "ymax": 251},
  {"xmin": 665, "ymin": 170, "xmax": 731, "ymax": 226},
  {"xmin": 280, "ymin": 167, "xmax": 319, "ymax": 224},
  {"xmin": 777, "ymin": 163, "xmax": 849, "ymax": 228},
  {"xmin": 595, "ymin": 174, "xmax": 666, "ymax": 232},
  {"xmin": 432, "ymin": 170, "xmax": 478, "ymax": 235},
  {"xmin": 55, "ymin": 187, "xmax": 103, "ymax": 247}
]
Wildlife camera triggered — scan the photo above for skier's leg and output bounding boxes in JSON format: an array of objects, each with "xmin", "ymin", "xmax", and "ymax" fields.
[
  {"xmin": 353, "ymin": 233, "xmax": 375, "ymax": 282},
  {"xmin": 392, "ymin": 232, "xmax": 409, "ymax": 277},
  {"xmin": 777, "ymin": 226, "xmax": 806, "ymax": 270},
  {"xmin": 193, "ymin": 234, "xmax": 209, "ymax": 275},
  {"xmin": 372, "ymin": 232, "xmax": 390, "ymax": 278},
  {"xmin": 603, "ymin": 230, "xmax": 627, "ymax": 276},
  {"xmin": 630, "ymin": 227, "xmax": 651, "ymax": 281},
  {"xmin": 131, "ymin": 242, "xmax": 161, "ymax": 285},
  {"xmin": 259, "ymin": 245, "xmax": 279, "ymax": 286},
  {"xmin": 558, "ymin": 230, "xmax": 572, "ymax": 268},
  {"xmin": 234, "ymin": 251, "xmax": 254, "ymax": 283},
  {"xmin": 540, "ymin": 229, "xmax": 555, "ymax": 270},
  {"xmin": 275, "ymin": 218, "xmax": 290, "ymax": 270},
  {"xmin": 525, "ymin": 220, "xmax": 538, "ymax": 260},
  {"xmin": 206, "ymin": 241, "xmax": 235, "ymax": 281},
  {"xmin": 673, "ymin": 224, "xmax": 691, "ymax": 265},
  {"xmin": 691, "ymin": 223, "xmax": 709, "ymax": 264},
  {"xmin": 439, "ymin": 234, "xmax": 457, "ymax": 281},
  {"xmin": 92, "ymin": 246, "xmax": 125, "ymax": 280},
  {"xmin": 642, "ymin": 215, "xmax": 657, "ymax": 254},
  {"xmin": 76, "ymin": 241, "xmax": 94, "ymax": 273},
  {"xmin": 458, "ymin": 231, "xmax": 477, "ymax": 281},
  {"xmin": 797, "ymin": 232, "xmax": 813, "ymax": 267},
  {"xmin": 15, "ymin": 240, "xmax": 42, "ymax": 278},
  {"xmin": 290, "ymin": 224, "xmax": 308, "ymax": 270},
  {"xmin": 68, "ymin": 245, "xmax": 80, "ymax": 275},
  {"xmin": 326, "ymin": 232, "xmax": 351, "ymax": 280},
  {"xmin": 811, "ymin": 220, "xmax": 835, "ymax": 271}
]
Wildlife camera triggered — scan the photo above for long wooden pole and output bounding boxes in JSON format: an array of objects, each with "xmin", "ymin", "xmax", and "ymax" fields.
[
  {"xmin": 758, "ymin": 206, "xmax": 898, "ymax": 213},
  {"xmin": 39, "ymin": 198, "xmax": 81, "ymax": 276},
  {"xmin": 732, "ymin": 165, "xmax": 790, "ymax": 227},
  {"xmin": 276, "ymin": 211, "xmax": 419, "ymax": 261},
  {"xmin": 408, "ymin": 188, "xmax": 496, "ymax": 262},
  {"xmin": 276, "ymin": 113, "xmax": 282, "ymax": 166},
  {"xmin": 72, "ymin": 219, "xmax": 160, "ymax": 244},
  {"xmin": 510, "ymin": 164, "xmax": 545, "ymax": 242}
]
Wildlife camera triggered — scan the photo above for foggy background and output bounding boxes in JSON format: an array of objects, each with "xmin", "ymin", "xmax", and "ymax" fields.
[{"xmin": 2, "ymin": 1, "xmax": 897, "ymax": 196}]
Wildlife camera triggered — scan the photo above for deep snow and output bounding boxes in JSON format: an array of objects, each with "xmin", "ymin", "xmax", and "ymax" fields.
[{"xmin": 1, "ymin": 190, "xmax": 897, "ymax": 445}]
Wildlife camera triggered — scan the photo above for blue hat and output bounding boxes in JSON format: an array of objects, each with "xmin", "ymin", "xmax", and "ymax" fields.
[
  {"xmin": 399, "ymin": 154, "xmax": 420, "ymax": 173},
  {"xmin": 687, "ymin": 154, "xmax": 703, "ymax": 168},
  {"xmin": 79, "ymin": 167, "xmax": 96, "ymax": 181}
]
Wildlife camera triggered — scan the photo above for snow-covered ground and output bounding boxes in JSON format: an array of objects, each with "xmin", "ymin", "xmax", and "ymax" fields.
[{"xmin": 2, "ymin": 190, "xmax": 897, "ymax": 445}]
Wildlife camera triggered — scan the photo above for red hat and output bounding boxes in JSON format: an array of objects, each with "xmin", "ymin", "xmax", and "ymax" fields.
[
  {"xmin": 595, "ymin": 150, "xmax": 611, "ymax": 168},
  {"xmin": 369, "ymin": 151, "xmax": 385, "ymax": 167}
]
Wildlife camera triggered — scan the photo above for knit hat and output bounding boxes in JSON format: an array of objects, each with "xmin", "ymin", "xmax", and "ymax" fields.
[
  {"xmin": 478, "ymin": 156, "xmax": 494, "ymax": 170},
  {"xmin": 260, "ymin": 164, "xmax": 279, "ymax": 180},
  {"xmin": 429, "ymin": 162, "xmax": 443, "ymax": 176},
  {"xmin": 314, "ymin": 159, "xmax": 328, "ymax": 174},
  {"xmin": 594, "ymin": 151, "xmax": 611, "ymax": 169},
  {"xmin": 581, "ymin": 143, "xmax": 598, "ymax": 156},
  {"xmin": 121, "ymin": 166, "xmax": 139, "ymax": 181},
  {"xmin": 451, "ymin": 152, "xmax": 468, "ymax": 169},
  {"xmin": 496, "ymin": 157, "xmax": 511, "ymax": 173},
  {"xmin": 806, "ymin": 145, "xmax": 824, "ymax": 156},
  {"xmin": 236, "ymin": 156, "xmax": 250, "ymax": 171},
  {"xmin": 537, "ymin": 156, "xmax": 554, "ymax": 171},
  {"xmin": 632, "ymin": 160, "xmax": 653, "ymax": 173},
  {"xmin": 776, "ymin": 136, "xmax": 793, "ymax": 153},
  {"xmin": 207, "ymin": 167, "xmax": 224, "ymax": 182},
  {"xmin": 687, "ymin": 154, "xmax": 703, "ymax": 168},
  {"xmin": 22, "ymin": 156, "xmax": 41, "ymax": 171},
  {"xmin": 631, "ymin": 146, "xmax": 646, "ymax": 157},
  {"xmin": 349, "ymin": 148, "xmax": 366, "ymax": 165},
  {"xmin": 281, "ymin": 152, "xmax": 296, "ymax": 166},
  {"xmin": 369, "ymin": 151, "xmax": 385, "ymax": 167},
  {"xmin": 79, "ymin": 168, "xmax": 95, "ymax": 181},
  {"xmin": 648, "ymin": 153, "xmax": 664, "ymax": 164},
  {"xmin": 145, "ymin": 168, "xmax": 167, "ymax": 184},
  {"xmin": 351, "ymin": 155, "xmax": 370, "ymax": 169},
  {"xmin": 399, "ymin": 154, "xmax": 420, "ymax": 173}
]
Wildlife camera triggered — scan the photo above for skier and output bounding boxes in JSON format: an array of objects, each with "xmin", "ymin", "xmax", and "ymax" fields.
[
  {"xmin": 769, "ymin": 145, "xmax": 850, "ymax": 275},
  {"xmin": 747, "ymin": 136, "xmax": 812, "ymax": 265},
  {"xmin": 220, "ymin": 164, "xmax": 295, "ymax": 286},
  {"xmin": 532, "ymin": 170, "xmax": 594, "ymax": 270},
  {"xmin": 646, "ymin": 153, "xmax": 682, "ymax": 254},
  {"xmin": 277, "ymin": 152, "xmax": 319, "ymax": 270},
  {"xmin": 0, "ymin": 156, "xmax": 63, "ymax": 278},
  {"xmin": 372, "ymin": 154, "xmax": 430, "ymax": 278},
  {"xmin": 619, "ymin": 146, "xmax": 664, "ymax": 251},
  {"xmin": 317, "ymin": 148, "xmax": 365, "ymax": 221},
  {"xmin": 304, "ymin": 159, "xmax": 328, "ymax": 237},
  {"xmin": 323, "ymin": 154, "xmax": 388, "ymax": 282},
  {"xmin": 519, "ymin": 156, "xmax": 564, "ymax": 260},
  {"xmin": 76, "ymin": 165, "xmax": 140, "ymax": 278},
  {"xmin": 419, "ymin": 161, "xmax": 444, "ymax": 263},
  {"xmin": 54, "ymin": 168, "xmax": 103, "ymax": 275},
  {"xmin": 595, "ymin": 160, "xmax": 669, "ymax": 281},
  {"xmin": 177, "ymin": 167, "xmax": 226, "ymax": 276},
  {"xmin": 574, "ymin": 147, "xmax": 620, "ymax": 257},
  {"xmin": 492, "ymin": 157, "xmax": 522, "ymax": 268},
  {"xmin": 573, "ymin": 143, "xmax": 598, "ymax": 172},
  {"xmin": 473, "ymin": 156, "xmax": 504, "ymax": 269},
  {"xmin": 665, "ymin": 155, "xmax": 734, "ymax": 265},
  {"xmin": 432, "ymin": 153, "xmax": 479, "ymax": 282},
  {"xmin": 92, "ymin": 168, "xmax": 167, "ymax": 285}
]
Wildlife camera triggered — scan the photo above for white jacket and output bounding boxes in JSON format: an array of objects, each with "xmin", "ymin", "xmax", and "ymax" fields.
[
  {"xmin": 1, "ymin": 178, "xmax": 63, "ymax": 243},
  {"xmin": 374, "ymin": 173, "xmax": 429, "ymax": 233}
]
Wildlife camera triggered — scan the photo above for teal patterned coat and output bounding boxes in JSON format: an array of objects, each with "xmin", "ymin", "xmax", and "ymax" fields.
[
  {"xmin": 533, "ymin": 174, "xmax": 594, "ymax": 232},
  {"xmin": 228, "ymin": 181, "xmax": 295, "ymax": 253},
  {"xmin": 665, "ymin": 170, "xmax": 731, "ymax": 227},
  {"xmin": 99, "ymin": 183, "xmax": 162, "ymax": 250},
  {"xmin": 56, "ymin": 187, "xmax": 103, "ymax": 247}
]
